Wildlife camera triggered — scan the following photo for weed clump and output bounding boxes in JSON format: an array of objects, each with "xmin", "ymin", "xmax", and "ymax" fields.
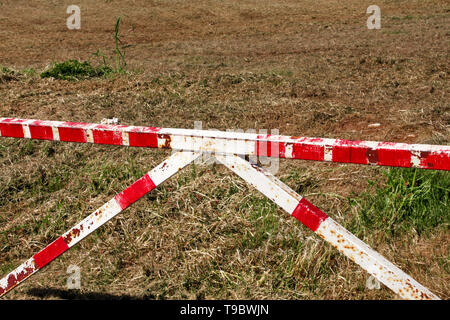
[{"xmin": 40, "ymin": 60, "xmax": 112, "ymax": 81}]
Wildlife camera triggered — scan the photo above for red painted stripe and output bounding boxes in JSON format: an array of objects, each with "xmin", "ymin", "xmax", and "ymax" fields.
[
  {"xmin": 33, "ymin": 237, "xmax": 69, "ymax": 269},
  {"xmin": 292, "ymin": 198, "xmax": 328, "ymax": 232},
  {"xmin": 114, "ymin": 174, "xmax": 156, "ymax": 209},
  {"xmin": 292, "ymin": 143, "xmax": 324, "ymax": 161},
  {"xmin": 128, "ymin": 132, "xmax": 158, "ymax": 148},
  {"xmin": 29, "ymin": 125, "xmax": 53, "ymax": 140},
  {"xmin": 277, "ymin": 142, "xmax": 286, "ymax": 158},
  {"xmin": 58, "ymin": 127, "xmax": 87, "ymax": 143},
  {"xmin": 420, "ymin": 152, "xmax": 450, "ymax": 170},
  {"xmin": 332, "ymin": 145, "xmax": 368, "ymax": 164},
  {"xmin": 0, "ymin": 123, "xmax": 24, "ymax": 138},
  {"xmin": 93, "ymin": 130, "xmax": 123, "ymax": 145},
  {"xmin": 332, "ymin": 140, "xmax": 368, "ymax": 164},
  {"xmin": 376, "ymin": 148, "xmax": 411, "ymax": 167}
]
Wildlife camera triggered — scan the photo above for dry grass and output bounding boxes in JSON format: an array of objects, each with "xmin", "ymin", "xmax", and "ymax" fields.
[{"xmin": 0, "ymin": 0, "xmax": 449, "ymax": 299}]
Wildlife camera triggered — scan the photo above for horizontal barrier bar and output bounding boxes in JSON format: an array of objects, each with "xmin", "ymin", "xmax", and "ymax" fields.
[{"xmin": 0, "ymin": 117, "xmax": 449, "ymax": 170}]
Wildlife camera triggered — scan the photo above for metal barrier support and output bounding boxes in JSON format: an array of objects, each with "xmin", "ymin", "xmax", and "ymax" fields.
[
  {"xmin": 0, "ymin": 151, "xmax": 200, "ymax": 296},
  {"xmin": 1, "ymin": 117, "xmax": 448, "ymax": 299}
]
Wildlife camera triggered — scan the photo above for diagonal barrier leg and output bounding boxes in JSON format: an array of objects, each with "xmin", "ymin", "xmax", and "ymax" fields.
[
  {"xmin": 214, "ymin": 153, "xmax": 440, "ymax": 300},
  {"xmin": 0, "ymin": 151, "xmax": 200, "ymax": 297}
]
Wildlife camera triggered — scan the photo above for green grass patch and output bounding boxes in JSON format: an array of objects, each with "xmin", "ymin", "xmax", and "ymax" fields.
[
  {"xmin": 40, "ymin": 60, "xmax": 112, "ymax": 81},
  {"xmin": 349, "ymin": 168, "xmax": 449, "ymax": 237},
  {"xmin": 240, "ymin": 197, "xmax": 280, "ymax": 249},
  {"xmin": 88, "ymin": 159, "xmax": 146, "ymax": 196},
  {"xmin": 0, "ymin": 262, "xmax": 15, "ymax": 275}
]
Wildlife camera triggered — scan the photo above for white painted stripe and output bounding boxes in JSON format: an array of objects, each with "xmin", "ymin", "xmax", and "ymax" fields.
[
  {"xmin": 324, "ymin": 145, "xmax": 333, "ymax": 161},
  {"xmin": 362, "ymin": 141, "xmax": 381, "ymax": 149},
  {"xmin": 157, "ymin": 135, "xmax": 167, "ymax": 148},
  {"xmin": 23, "ymin": 124, "xmax": 31, "ymax": 138},
  {"xmin": 122, "ymin": 131, "xmax": 130, "ymax": 146},
  {"xmin": 410, "ymin": 150, "xmax": 421, "ymax": 168},
  {"xmin": 159, "ymin": 127, "xmax": 261, "ymax": 141},
  {"xmin": 170, "ymin": 135, "xmax": 255, "ymax": 156},
  {"xmin": 86, "ymin": 129, "xmax": 94, "ymax": 143},
  {"xmin": 52, "ymin": 127, "xmax": 60, "ymax": 141},
  {"xmin": 284, "ymin": 143, "xmax": 293, "ymax": 158}
]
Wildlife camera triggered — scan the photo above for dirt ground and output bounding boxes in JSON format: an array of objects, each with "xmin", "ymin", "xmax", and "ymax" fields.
[{"xmin": 0, "ymin": 0, "xmax": 448, "ymax": 299}]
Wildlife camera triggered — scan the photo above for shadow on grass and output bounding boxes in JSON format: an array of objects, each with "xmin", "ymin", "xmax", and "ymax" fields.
[{"xmin": 27, "ymin": 287, "xmax": 155, "ymax": 300}]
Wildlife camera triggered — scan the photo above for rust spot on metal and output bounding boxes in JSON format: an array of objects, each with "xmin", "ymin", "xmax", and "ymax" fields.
[
  {"xmin": 420, "ymin": 151, "xmax": 430, "ymax": 158},
  {"xmin": 343, "ymin": 245, "xmax": 356, "ymax": 251},
  {"xmin": 72, "ymin": 228, "xmax": 81, "ymax": 238},
  {"xmin": 158, "ymin": 134, "xmax": 172, "ymax": 148},
  {"xmin": 399, "ymin": 278, "xmax": 433, "ymax": 300},
  {"xmin": 95, "ymin": 207, "xmax": 104, "ymax": 217},
  {"xmin": 63, "ymin": 233, "xmax": 72, "ymax": 243},
  {"xmin": 366, "ymin": 148, "xmax": 378, "ymax": 164},
  {"xmin": 63, "ymin": 227, "xmax": 81, "ymax": 244},
  {"xmin": 420, "ymin": 151, "xmax": 432, "ymax": 168},
  {"xmin": 7, "ymin": 274, "xmax": 17, "ymax": 290},
  {"xmin": 16, "ymin": 266, "xmax": 34, "ymax": 282}
]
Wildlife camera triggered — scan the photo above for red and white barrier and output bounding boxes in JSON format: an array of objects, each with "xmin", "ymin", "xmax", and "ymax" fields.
[
  {"xmin": 1, "ymin": 117, "xmax": 449, "ymax": 170},
  {"xmin": 0, "ymin": 151, "xmax": 200, "ymax": 296},
  {"xmin": 0, "ymin": 117, "xmax": 447, "ymax": 300}
]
